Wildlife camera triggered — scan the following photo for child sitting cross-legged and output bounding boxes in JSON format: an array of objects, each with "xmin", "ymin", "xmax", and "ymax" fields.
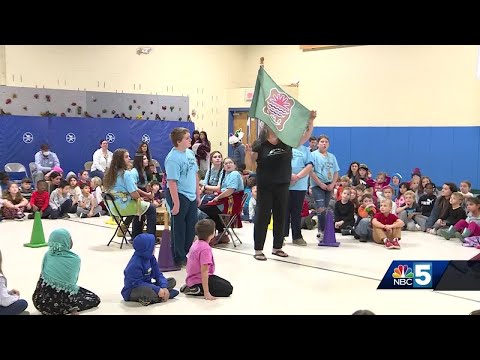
[
  {"xmin": 180, "ymin": 219, "xmax": 233, "ymax": 300},
  {"xmin": 371, "ymin": 199, "xmax": 405, "ymax": 249},
  {"xmin": 121, "ymin": 233, "xmax": 179, "ymax": 306}
]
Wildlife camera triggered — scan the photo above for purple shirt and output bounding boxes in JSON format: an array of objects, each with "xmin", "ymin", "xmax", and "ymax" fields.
[{"xmin": 186, "ymin": 240, "xmax": 215, "ymax": 287}]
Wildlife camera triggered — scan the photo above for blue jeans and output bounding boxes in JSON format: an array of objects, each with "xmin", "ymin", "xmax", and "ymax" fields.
[
  {"xmin": 165, "ymin": 190, "xmax": 198, "ymax": 265},
  {"xmin": 0, "ymin": 299, "xmax": 28, "ymax": 315},
  {"xmin": 311, "ymin": 185, "xmax": 333, "ymax": 232}
]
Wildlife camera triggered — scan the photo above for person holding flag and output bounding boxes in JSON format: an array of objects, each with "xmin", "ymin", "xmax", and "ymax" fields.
[{"xmin": 246, "ymin": 61, "xmax": 316, "ymax": 261}]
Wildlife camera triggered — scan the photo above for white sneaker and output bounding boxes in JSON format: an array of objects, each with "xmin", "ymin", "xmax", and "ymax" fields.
[
  {"xmin": 415, "ymin": 224, "xmax": 421, "ymax": 231},
  {"xmin": 428, "ymin": 229, "xmax": 437, "ymax": 235}
]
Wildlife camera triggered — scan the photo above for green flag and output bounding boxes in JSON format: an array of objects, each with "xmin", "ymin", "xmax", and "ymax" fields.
[{"xmin": 249, "ymin": 66, "xmax": 311, "ymax": 148}]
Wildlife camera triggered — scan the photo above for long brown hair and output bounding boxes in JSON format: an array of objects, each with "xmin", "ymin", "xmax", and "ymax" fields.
[{"xmin": 103, "ymin": 148, "xmax": 129, "ymax": 190}]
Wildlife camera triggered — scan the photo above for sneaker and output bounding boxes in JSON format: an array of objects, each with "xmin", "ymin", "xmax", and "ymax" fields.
[
  {"xmin": 138, "ymin": 297, "xmax": 152, "ymax": 306},
  {"xmin": 78, "ymin": 213, "xmax": 85, "ymax": 219},
  {"xmin": 428, "ymin": 229, "xmax": 437, "ymax": 235},
  {"xmin": 341, "ymin": 228, "xmax": 352, "ymax": 236},
  {"xmin": 304, "ymin": 217, "xmax": 314, "ymax": 230},
  {"xmin": 28, "ymin": 213, "xmax": 35, "ymax": 219},
  {"xmin": 384, "ymin": 240, "xmax": 394, "ymax": 249},
  {"xmin": 180, "ymin": 284, "xmax": 202, "ymax": 295},
  {"xmin": 60, "ymin": 213, "xmax": 70, "ymax": 219},
  {"xmin": 292, "ymin": 238, "xmax": 307, "ymax": 246},
  {"xmin": 15, "ymin": 214, "xmax": 25, "ymax": 221},
  {"xmin": 316, "ymin": 231, "xmax": 324, "ymax": 242},
  {"xmin": 415, "ymin": 224, "xmax": 421, "ymax": 231},
  {"xmin": 391, "ymin": 238, "xmax": 401, "ymax": 249}
]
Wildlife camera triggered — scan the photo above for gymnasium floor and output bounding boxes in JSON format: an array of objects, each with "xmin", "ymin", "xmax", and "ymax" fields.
[{"xmin": 1, "ymin": 215, "xmax": 479, "ymax": 315}]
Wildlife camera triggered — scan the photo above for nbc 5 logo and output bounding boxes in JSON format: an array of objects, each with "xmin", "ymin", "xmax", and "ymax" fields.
[{"xmin": 392, "ymin": 263, "xmax": 432, "ymax": 288}]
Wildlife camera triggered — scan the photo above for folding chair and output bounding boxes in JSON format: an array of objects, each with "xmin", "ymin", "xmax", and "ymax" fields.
[
  {"xmin": 84, "ymin": 161, "xmax": 93, "ymax": 171},
  {"xmin": 4, "ymin": 163, "xmax": 29, "ymax": 184},
  {"xmin": 217, "ymin": 192, "xmax": 248, "ymax": 247},
  {"xmin": 151, "ymin": 158, "xmax": 163, "ymax": 173},
  {"xmin": 29, "ymin": 162, "xmax": 36, "ymax": 178},
  {"xmin": 103, "ymin": 193, "xmax": 132, "ymax": 249}
]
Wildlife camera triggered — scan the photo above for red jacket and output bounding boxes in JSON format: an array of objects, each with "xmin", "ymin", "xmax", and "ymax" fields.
[{"xmin": 30, "ymin": 191, "xmax": 50, "ymax": 211}]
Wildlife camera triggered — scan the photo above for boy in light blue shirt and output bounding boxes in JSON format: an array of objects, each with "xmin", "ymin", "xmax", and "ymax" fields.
[{"xmin": 165, "ymin": 128, "xmax": 200, "ymax": 267}]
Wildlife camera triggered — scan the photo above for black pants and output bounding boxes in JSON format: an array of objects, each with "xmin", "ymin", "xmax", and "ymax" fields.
[
  {"xmin": 199, "ymin": 204, "xmax": 223, "ymax": 232},
  {"xmin": 42, "ymin": 199, "xmax": 73, "ymax": 219},
  {"xmin": 132, "ymin": 204, "xmax": 157, "ymax": 239},
  {"xmin": 188, "ymin": 275, "xmax": 233, "ymax": 297},
  {"xmin": 129, "ymin": 278, "xmax": 178, "ymax": 304},
  {"xmin": 254, "ymin": 183, "xmax": 289, "ymax": 251},
  {"xmin": 284, "ymin": 190, "xmax": 306, "ymax": 240}
]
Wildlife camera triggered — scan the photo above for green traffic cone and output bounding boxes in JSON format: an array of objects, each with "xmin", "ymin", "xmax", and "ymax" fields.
[{"xmin": 24, "ymin": 212, "xmax": 48, "ymax": 248}]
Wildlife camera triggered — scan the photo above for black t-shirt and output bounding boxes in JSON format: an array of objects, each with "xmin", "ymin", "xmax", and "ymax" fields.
[
  {"xmin": 418, "ymin": 194, "xmax": 436, "ymax": 217},
  {"xmin": 252, "ymin": 139, "xmax": 292, "ymax": 187}
]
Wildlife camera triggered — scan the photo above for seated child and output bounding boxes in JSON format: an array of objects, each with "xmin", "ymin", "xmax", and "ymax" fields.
[
  {"xmin": 334, "ymin": 187, "xmax": 355, "ymax": 234},
  {"xmin": 301, "ymin": 197, "xmax": 317, "ymax": 230},
  {"xmin": 32, "ymin": 228, "xmax": 100, "ymax": 315},
  {"xmin": 150, "ymin": 180, "xmax": 164, "ymax": 207},
  {"xmin": 1, "ymin": 183, "xmax": 28, "ymax": 220},
  {"xmin": 28, "ymin": 180, "xmax": 50, "ymax": 219},
  {"xmin": 0, "ymin": 250, "xmax": 29, "ymax": 315},
  {"xmin": 430, "ymin": 192, "xmax": 466, "ymax": 234},
  {"xmin": 377, "ymin": 185, "xmax": 397, "ymax": 214},
  {"xmin": 46, "ymin": 180, "xmax": 73, "ymax": 219},
  {"xmin": 20, "ymin": 178, "xmax": 33, "ymax": 202},
  {"xmin": 180, "ymin": 219, "xmax": 233, "ymax": 299},
  {"xmin": 122, "ymin": 233, "xmax": 178, "ymax": 305},
  {"xmin": 76, "ymin": 183, "xmax": 102, "ymax": 218},
  {"xmin": 439, "ymin": 196, "xmax": 480, "ymax": 241},
  {"xmin": 353, "ymin": 194, "xmax": 377, "ymax": 242},
  {"xmin": 460, "ymin": 180, "xmax": 473, "ymax": 200},
  {"xmin": 398, "ymin": 190, "xmax": 422, "ymax": 231},
  {"xmin": 371, "ymin": 199, "xmax": 405, "ymax": 249},
  {"xmin": 415, "ymin": 182, "xmax": 436, "ymax": 231},
  {"xmin": 77, "ymin": 170, "xmax": 91, "ymax": 189},
  {"xmin": 90, "ymin": 176, "xmax": 106, "ymax": 212}
]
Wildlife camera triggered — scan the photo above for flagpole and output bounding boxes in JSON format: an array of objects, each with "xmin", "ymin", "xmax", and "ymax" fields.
[{"xmin": 256, "ymin": 57, "xmax": 265, "ymax": 138}]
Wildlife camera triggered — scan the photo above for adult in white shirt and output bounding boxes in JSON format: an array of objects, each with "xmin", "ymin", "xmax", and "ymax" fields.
[{"xmin": 90, "ymin": 139, "xmax": 113, "ymax": 179}]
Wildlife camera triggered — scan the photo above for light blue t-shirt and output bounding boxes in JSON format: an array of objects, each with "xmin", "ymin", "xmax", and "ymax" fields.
[
  {"xmin": 108, "ymin": 170, "xmax": 150, "ymax": 216},
  {"xmin": 130, "ymin": 168, "xmax": 147, "ymax": 189},
  {"xmin": 165, "ymin": 148, "xmax": 198, "ymax": 201},
  {"xmin": 290, "ymin": 145, "xmax": 313, "ymax": 191},
  {"xmin": 311, "ymin": 151, "xmax": 340, "ymax": 184},
  {"xmin": 221, "ymin": 170, "xmax": 244, "ymax": 193}
]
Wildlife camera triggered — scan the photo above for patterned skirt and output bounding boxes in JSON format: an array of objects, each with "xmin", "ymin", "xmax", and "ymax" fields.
[{"xmin": 32, "ymin": 278, "xmax": 100, "ymax": 315}]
